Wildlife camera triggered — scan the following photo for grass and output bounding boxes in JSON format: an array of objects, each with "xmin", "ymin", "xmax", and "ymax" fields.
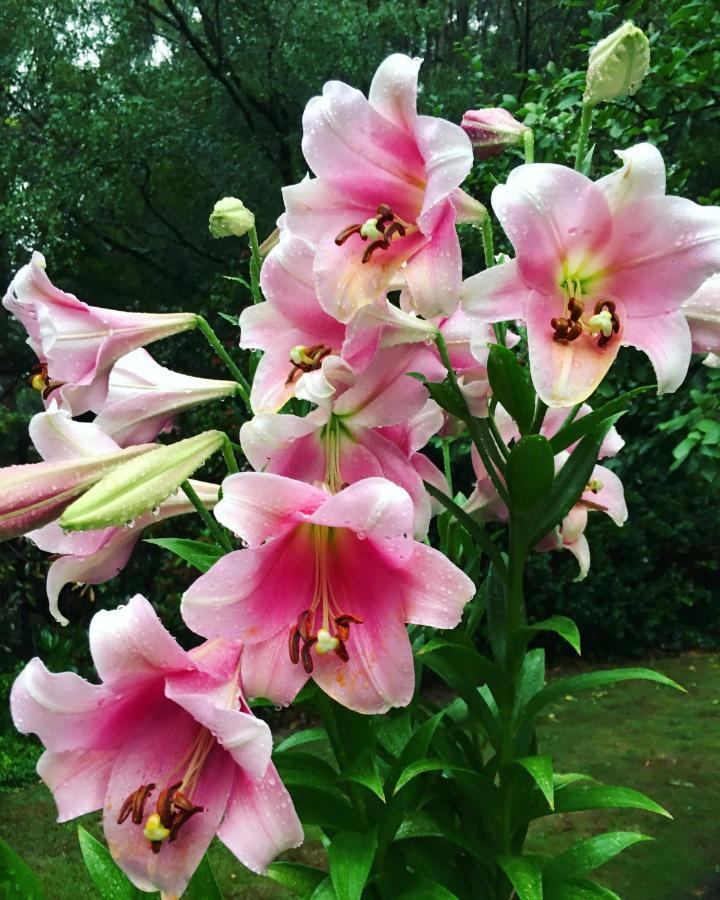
[{"xmin": 1, "ymin": 652, "xmax": 718, "ymax": 898}]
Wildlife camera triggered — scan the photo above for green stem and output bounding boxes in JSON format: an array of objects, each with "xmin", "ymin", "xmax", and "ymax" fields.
[
  {"xmin": 315, "ymin": 694, "xmax": 369, "ymax": 830},
  {"xmin": 530, "ymin": 398, "xmax": 548, "ymax": 435},
  {"xmin": 574, "ymin": 103, "xmax": 595, "ymax": 171},
  {"xmin": 435, "ymin": 333, "xmax": 509, "ymax": 506},
  {"xmin": 423, "ymin": 481, "xmax": 508, "ymax": 578},
  {"xmin": 522, "ymin": 128, "xmax": 535, "ymax": 164},
  {"xmin": 480, "ymin": 215, "xmax": 495, "ymax": 268},
  {"xmin": 487, "ymin": 415, "xmax": 510, "ymax": 462},
  {"xmin": 248, "ymin": 225, "xmax": 263, "ymax": 304},
  {"xmin": 181, "ymin": 480, "xmax": 233, "ymax": 553},
  {"xmin": 195, "ymin": 316, "xmax": 252, "ymax": 410},
  {"xmin": 442, "ymin": 439, "xmax": 453, "ymax": 496},
  {"xmin": 221, "ymin": 437, "xmax": 239, "ymax": 474}
]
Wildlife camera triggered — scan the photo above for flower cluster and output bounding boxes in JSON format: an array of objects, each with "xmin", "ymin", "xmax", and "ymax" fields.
[{"xmin": 3, "ymin": 45, "xmax": 720, "ymax": 896}]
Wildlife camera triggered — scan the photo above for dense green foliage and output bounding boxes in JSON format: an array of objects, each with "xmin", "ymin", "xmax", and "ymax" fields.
[{"xmin": 0, "ymin": 0, "xmax": 718, "ymax": 674}]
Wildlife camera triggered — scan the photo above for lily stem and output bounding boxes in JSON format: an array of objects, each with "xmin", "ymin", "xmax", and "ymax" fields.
[
  {"xmin": 196, "ymin": 316, "xmax": 252, "ymax": 410},
  {"xmin": 574, "ymin": 103, "xmax": 595, "ymax": 172},
  {"xmin": 181, "ymin": 480, "xmax": 233, "ymax": 554},
  {"xmin": 523, "ymin": 128, "xmax": 535, "ymax": 164},
  {"xmin": 248, "ymin": 225, "xmax": 263, "ymax": 304},
  {"xmin": 481, "ymin": 214, "xmax": 495, "ymax": 268},
  {"xmin": 221, "ymin": 437, "xmax": 240, "ymax": 474}
]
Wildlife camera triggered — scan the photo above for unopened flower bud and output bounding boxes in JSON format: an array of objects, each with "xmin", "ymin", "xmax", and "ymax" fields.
[
  {"xmin": 461, "ymin": 108, "xmax": 530, "ymax": 160},
  {"xmin": 209, "ymin": 197, "xmax": 255, "ymax": 238},
  {"xmin": 584, "ymin": 21, "xmax": 650, "ymax": 106},
  {"xmin": 60, "ymin": 430, "xmax": 226, "ymax": 531}
]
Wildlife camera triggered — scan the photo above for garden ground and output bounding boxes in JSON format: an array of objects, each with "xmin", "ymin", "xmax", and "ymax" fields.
[{"xmin": 1, "ymin": 653, "xmax": 718, "ymax": 899}]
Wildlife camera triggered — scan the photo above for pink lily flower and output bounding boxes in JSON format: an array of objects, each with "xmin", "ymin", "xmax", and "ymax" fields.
[
  {"xmin": 182, "ymin": 475, "xmax": 475, "ymax": 714},
  {"xmin": 466, "ymin": 405, "xmax": 626, "ymax": 578},
  {"xmin": 0, "ymin": 406, "xmax": 154, "ymax": 540},
  {"xmin": 239, "ymin": 347, "xmax": 437, "ymax": 536},
  {"xmin": 283, "ymin": 54, "xmax": 476, "ymax": 322},
  {"xmin": 462, "ymin": 144, "xmax": 720, "ymax": 406},
  {"xmin": 10, "ymin": 595, "xmax": 303, "ymax": 896},
  {"xmin": 680, "ymin": 274, "xmax": 720, "ymax": 354},
  {"xmin": 92, "ymin": 348, "xmax": 238, "ymax": 446},
  {"xmin": 3, "ymin": 252, "xmax": 197, "ymax": 414},
  {"xmin": 28, "ymin": 480, "xmax": 219, "ymax": 626}
]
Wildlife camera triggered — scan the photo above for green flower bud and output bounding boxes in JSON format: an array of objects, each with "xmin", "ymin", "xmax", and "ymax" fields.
[
  {"xmin": 209, "ymin": 197, "xmax": 255, "ymax": 238},
  {"xmin": 584, "ymin": 21, "xmax": 650, "ymax": 106},
  {"xmin": 60, "ymin": 430, "xmax": 225, "ymax": 531}
]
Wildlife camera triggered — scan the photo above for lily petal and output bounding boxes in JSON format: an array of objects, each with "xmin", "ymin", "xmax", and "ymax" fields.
[{"xmin": 622, "ymin": 310, "xmax": 691, "ymax": 394}]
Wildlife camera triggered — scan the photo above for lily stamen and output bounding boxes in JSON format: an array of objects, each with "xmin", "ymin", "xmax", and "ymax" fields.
[
  {"xmin": 334, "ymin": 204, "xmax": 410, "ymax": 263},
  {"xmin": 285, "ymin": 344, "xmax": 332, "ymax": 385}
]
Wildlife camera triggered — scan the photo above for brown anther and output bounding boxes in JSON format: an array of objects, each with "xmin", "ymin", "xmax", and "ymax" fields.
[
  {"xmin": 300, "ymin": 637, "xmax": 317, "ymax": 674},
  {"xmin": 334, "ymin": 613, "xmax": 363, "ymax": 643},
  {"xmin": 296, "ymin": 609, "xmax": 313, "ymax": 640},
  {"xmin": 334, "ymin": 639, "xmax": 349, "ymax": 663},
  {"xmin": 168, "ymin": 801, "xmax": 203, "ymax": 843},
  {"xmin": 384, "ymin": 220, "xmax": 406, "ymax": 241},
  {"xmin": 285, "ymin": 345, "xmax": 332, "ymax": 385},
  {"xmin": 568, "ymin": 297, "xmax": 584, "ymax": 322},
  {"xmin": 288, "ymin": 626, "xmax": 301, "ymax": 665},
  {"xmin": 150, "ymin": 841, "xmax": 163, "ymax": 855},
  {"xmin": 156, "ymin": 781, "xmax": 183, "ymax": 829},
  {"xmin": 362, "ymin": 237, "xmax": 390, "ymax": 263},
  {"xmin": 375, "ymin": 204, "xmax": 394, "ymax": 228},
  {"xmin": 334, "ymin": 223, "xmax": 363, "ymax": 246},
  {"xmin": 593, "ymin": 299, "xmax": 621, "ymax": 348},
  {"xmin": 117, "ymin": 783, "xmax": 156, "ymax": 825}
]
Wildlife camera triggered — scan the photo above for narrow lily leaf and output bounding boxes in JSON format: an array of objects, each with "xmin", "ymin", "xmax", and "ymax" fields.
[
  {"xmin": 288, "ymin": 786, "xmax": 354, "ymax": 831},
  {"xmin": 267, "ymin": 862, "xmax": 328, "ymax": 896},
  {"xmin": 553, "ymin": 784, "xmax": 672, "ymax": 819},
  {"xmin": 518, "ymin": 616, "xmax": 581, "ymax": 655},
  {"xmin": 309, "ymin": 878, "xmax": 337, "ymax": 900},
  {"xmin": 345, "ymin": 748, "xmax": 386, "ymax": 802},
  {"xmin": 328, "ymin": 830, "xmax": 377, "ymax": 900},
  {"xmin": 77, "ymin": 826, "xmax": 138, "ymax": 899},
  {"xmin": 423, "ymin": 379, "xmax": 468, "ymax": 420},
  {"xmin": 512, "ymin": 649, "xmax": 546, "ymax": 722},
  {"xmin": 394, "ymin": 812, "xmax": 492, "ymax": 864},
  {"xmin": 145, "ymin": 537, "xmax": 224, "ymax": 573},
  {"xmin": 485, "ymin": 561, "xmax": 508, "ymax": 665},
  {"xmin": 544, "ymin": 879, "xmax": 621, "ymax": 900},
  {"xmin": 542, "ymin": 832, "xmax": 653, "ymax": 885},
  {"xmin": 487, "ymin": 344, "xmax": 536, "ymax": 434},
  {"xmin": 497, "ymin": 855, "xmax": 543, "ymax": 900},
  {"xmin": 61, "ymin": 430, "xmax": 224, "ymax": 530},
  {"xmin": 549, "ymin": 386, "xmax": 652, "ymax": 454},
  {"xmin": 397, "ymin": 878, "xmax": 459, "ymax": 900},
  {"xmin": 184, "ymin": 856, "xmax": 223, "ymax": 899},
  {"xmin": 0, "ymin": 839, "xmax": 44, "ymax": 899},
  {"xmin": 519, "ymin": 667, "xmax": 685, "ymax": 725},
  {"xmin": 274, "ymin": 727, "xmax": 329, "ymax": 754},
  {"xmin": 515, "ymin": 756, "xmax": 555, "ymax": 810},
  {"xmin": 506, "ymin": 435, "xmax": 555, "ymax": 517},
  {"xmin": 393, "ymin": 758, "xmax": 474, "ymax": 794}
]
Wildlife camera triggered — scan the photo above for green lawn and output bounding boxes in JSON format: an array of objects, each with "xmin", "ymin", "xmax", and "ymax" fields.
[{"xmin": 1, "ymin": 653, "xmax": 718, "ymax": 899}]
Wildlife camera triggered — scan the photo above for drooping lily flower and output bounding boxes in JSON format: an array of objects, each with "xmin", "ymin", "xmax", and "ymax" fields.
[
  {"xmin": 10, "ymin": 595, "xmax": 303, "ymax": 896},
  {"xmin": 3, "ymin": 252, "xmax": 197, "ymax": 414},
  {"xmin": 29, "ymin": 480, "xmax": 219, "ymax": 625},
  {"xmin": 240, "ymin": 347, "xmax": 437, "ymax": 536},
  {"xmin": 182, "ymin": 475, "xmax": 474, "ymax": 714},
  {"xmin": 462, "ymin": 144, "xmax": 720, "ymax": 406},
  {"xmin": 680, "ymin": 274, "xmax": 720, "ymax": 355},
  {"xmin": 93, "ymin": 348, "xmax": 238, "ymax": 446},
  {"xmin": 0, "ymin": 406, "xmax": 155, "ymax": 540},
  {"xmin": 466, "ymin": 405, "xmax": 626, "ymax": 578},
  {"xmin": 283, "ymin": 54, "xmax": 478, "ymax": 322}
]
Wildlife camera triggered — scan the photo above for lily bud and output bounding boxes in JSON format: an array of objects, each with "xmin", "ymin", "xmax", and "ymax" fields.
[
  {"xmin": 0, "ymin": 444, "xmax": 154, "ymax": 541},
  {"xmin": 584, "ymin": 21, "xmax": 650, "ymax": 106},
  {"xmin": 461, "ymin": 108, "xmax": 529, "ymax": 160},
  {"xmin": 209, "ymin": 197, "xmax": 255, "ymax": 238},
  {"xmin": 60, "ymin": 430, "xmax": 226, "ymax": 531}
]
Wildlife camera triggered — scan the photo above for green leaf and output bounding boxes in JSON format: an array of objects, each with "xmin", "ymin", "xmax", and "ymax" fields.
[
  {"xmin": 274, "ymin": 727, "xmax": 328, "ymax": 753},
  {"xmin": 145, "ymin": 537, "xmax": 224, "ymax": 573},
  {"xmin": 309, "ymin": 877, "xmax": 337, "ymax": 900},
  {"xmin": 485, "ymin": 561, "xmax": 508, "ymax": 666},
  {"xmin": 77, "ymin": 826, "xmax": 138, "ymax": 899},
  {"xmin": 288, "ymin": 786, "xmax": 354, "ymax": 830},
  {"xmin": 424, "ymin": 380, "xmax": 467, "ymax": 420},
  {"xmin": 506, "ymin": 436, "xmax": 555, "ymax": 517},
  {"xmin": 527, "ymin": 420, "xmax": 620, "ymax": 547},
  {"xmin": 517, "ymin": 616, "xmax": 581, "ymax": 655},
  {"xmin": 519, "ymin": 667, "xmax": 685, "ymax": 725},
  {"xmin": 487, "ymin": 345, "xmax": 536, "ymax": 434},
  {"xmin": 512, "ymin": 649, "xmax": 546, "ymax": 721},
  {"xmin": 397, "ymin": 877, "xmax": 460, "ymax": 899},
  {"xmin": 393, "ymin": 758, "xmax": 474, "ymax": 794},
  {"xmin": 497, "ymin": 855, "xmax": 543, "ymax": 900},
  {"xmin": 0, "ymin": 839, "xmax": 44, "ymax": 899},
  {"xmin": 184, "ymin": 856, "xmax": 223, "ymax": 899},
  {"xmin": 268, "ymin": 862, "xmax": 328, "ymax": 897},
  {"xmin": 327, "ymin": 830, "xmax": 377, "ymax": 900},
  {"xmin": 542, "ymin": 832, "xmax": 652, "ymax": 885},
  {"xmin": 549, "ymin": 387, "xmax": 651, "ymax": 454},
  {"xmin": 394, "ymin": 811, "xmax": 491, "ymax": 864},
  {"xmin": 515, "ymin": 756, "xmax": 555, "ymax": 810},
  {"xmin": 545, "ymin": 879, "xmax": 621, "ymax": 900},
  {"xmin": 345, "ymin": 748, "xmax": 385, "ymax": 802},
  {"xmin": 553, "ymin": 784, "xmax": 671, "ymax": 819}
]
